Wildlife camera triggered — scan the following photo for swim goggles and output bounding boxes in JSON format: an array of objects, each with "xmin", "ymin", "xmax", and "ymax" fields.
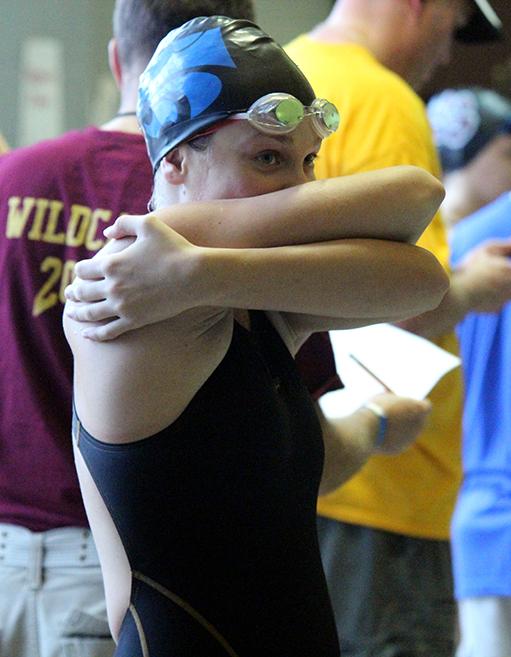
[{"xmin": 231, "ymin": 93, "xmax": 340, "ymax": 138}]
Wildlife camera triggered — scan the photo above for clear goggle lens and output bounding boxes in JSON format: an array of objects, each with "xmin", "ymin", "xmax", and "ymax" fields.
[{"xmin": 232, "ymin": 93, "xmax": 340, "ymax": 138}]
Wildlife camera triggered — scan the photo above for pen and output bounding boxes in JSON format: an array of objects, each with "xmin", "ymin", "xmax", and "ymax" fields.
[{"xmin": 348, "ymin": 353, "xmax": 394, "ymax": 393}]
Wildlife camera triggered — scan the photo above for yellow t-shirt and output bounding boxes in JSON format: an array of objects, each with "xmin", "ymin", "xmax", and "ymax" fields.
[{"xmin": 286, "ymin": 37, "xmax": 462, "ymax": 540}]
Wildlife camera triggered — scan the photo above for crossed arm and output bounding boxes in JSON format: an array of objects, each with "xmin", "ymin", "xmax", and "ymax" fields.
[
  {"xmin": 65, "ymin": 165, "xmax": 448, "ymax": 463},
  {"xmin": 66, "ymin": 165, "xmax": 448, "ymax": 343}
]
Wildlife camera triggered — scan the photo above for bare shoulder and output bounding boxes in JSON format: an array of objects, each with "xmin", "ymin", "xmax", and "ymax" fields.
[{"xmin": 64, "ymin": 305, "xmax": 233, "ymax": 443}]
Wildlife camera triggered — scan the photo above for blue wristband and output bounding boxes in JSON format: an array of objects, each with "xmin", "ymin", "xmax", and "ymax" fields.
[{"xmin": 363, "ymin": 401, "xmax": 388, "ymax": 448}]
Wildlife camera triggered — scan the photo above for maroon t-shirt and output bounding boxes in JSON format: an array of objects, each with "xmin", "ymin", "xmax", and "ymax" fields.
[
  {"xmin": 0, "ymin": 126, "xmax": 340, "ymax": 532},
  {"xmin": 0, "ymin": 127, "xmax": 152, "ymax": 530},
  {"xmin": 296, "ymin": 333, "xmax": 342, "ymax": 401}
]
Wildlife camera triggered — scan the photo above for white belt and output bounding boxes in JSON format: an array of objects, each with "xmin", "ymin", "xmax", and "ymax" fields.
[{"xmin": 0, "ymin": 523, "xmax": 101, "ymax": 569}]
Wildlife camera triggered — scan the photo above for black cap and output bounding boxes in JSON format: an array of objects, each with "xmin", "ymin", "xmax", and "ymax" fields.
[
  {"xmin": 427, "ymin": 87, "xmax": 511, "ymax": 172},
  {"xmin": 455, "ymin": 0, "xmax": 503, "ymax": 43},
  {"xmin": 137, "ymin": 16, "xmax": 316, "ymax": 172}
]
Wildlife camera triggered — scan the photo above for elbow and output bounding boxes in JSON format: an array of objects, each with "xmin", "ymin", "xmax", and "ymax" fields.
[
  {"xmin": 416, "ymin": 167, "xmax": 445, "ymax": 215},
  {"xmin": 403, "ymin": 166, "xmax": 445, "ymax": 205},
  {"xmin": 415, "ymin": 249, "xmax": 450, "ymax": 313},
  {"xmin": 428, "ymin": 174, "xmax": 446, "ymax": 217},
  {"xmin": 388, "ymin": 246, "xmax": 449, "ymax": 320},
  {"xmin": 427, "ymin": 176, "xmax": 446, "ymax": 218},
  {"xmin": 319, "ymin": 461, "xmax": 363, "ymax": 496},
  {"xmin": 318, "ymin": 480, "xmax": 336, "ymax": 497},
  {"xmin": 427, "ymin": 276, "xmax": 450, "ymax": 314},
  {"xmin": 401, "ymin": 166, "xmax": 446, "ymax": 235},
  {"xmin": 419, "ymin": 168, "xmax": 445, "ymax": 206}
]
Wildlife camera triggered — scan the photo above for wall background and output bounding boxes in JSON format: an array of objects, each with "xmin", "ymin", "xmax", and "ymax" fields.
[
  {"xmin": 0, "ymin": 0, "xmax": 509, "ymax": 148},
  {"xmin": 0, "ymin": 1, "xmax": 113, "ymax": 148},
  {"xmin": 0, "ymin": 0, "xmax": 332, "ymax": 148}
]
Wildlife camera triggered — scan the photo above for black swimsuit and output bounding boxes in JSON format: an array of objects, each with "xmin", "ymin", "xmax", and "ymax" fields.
[{"xmin": 73, "ymin": 311, "xmax": 340, "ymax": 656}]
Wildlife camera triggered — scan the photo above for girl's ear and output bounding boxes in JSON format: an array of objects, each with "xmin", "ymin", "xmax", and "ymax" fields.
[
  {"xmin": 108, "ymin": 38, "xmax": 122, "ymax": 89},
  {"xmin": 160, "ymin": 148, "xmax": 186, "ymax": 185}
]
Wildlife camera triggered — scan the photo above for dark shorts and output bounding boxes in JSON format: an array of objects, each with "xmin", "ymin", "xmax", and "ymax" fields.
[{"xmin": 317, "ymin": 516, "xmax": 456, "ymax": 657}]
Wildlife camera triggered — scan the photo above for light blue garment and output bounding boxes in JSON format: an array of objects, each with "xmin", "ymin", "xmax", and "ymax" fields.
[{"xmin": 450, "ymin": 192, "xmax": 511, "ymax": 598}]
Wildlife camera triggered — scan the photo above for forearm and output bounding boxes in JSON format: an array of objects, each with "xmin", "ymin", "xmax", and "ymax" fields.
[
  {"xmin": 318, "ymin": 393, "xmax": 432, "ymax": 495},
  {"xmin": 65, "ymin": 179, "xmax": 447, "ymax": 341},
  {"xmin": 152, "ymin": 166, "xmax": 444, "ymax": 248},
  {"xmin": 318, "ymin": 405, "xmax": 378, "ymax": 496},
  {"xmin": 196, "ymin": 239, "xmax": 448, "ymax": 319}
]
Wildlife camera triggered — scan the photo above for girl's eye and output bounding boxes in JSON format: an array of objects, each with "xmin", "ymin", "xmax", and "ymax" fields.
[{"xmin": 255, "ymin": 151, "xmax": 282, "ymax": 166}]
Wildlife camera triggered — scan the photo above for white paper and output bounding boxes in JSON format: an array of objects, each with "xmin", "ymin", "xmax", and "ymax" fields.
[{"xmin": 319, "ymin": 323, "xmax": 460, "ymax": 419}]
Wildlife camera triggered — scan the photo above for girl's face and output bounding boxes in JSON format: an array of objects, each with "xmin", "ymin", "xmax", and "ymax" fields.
[{"xmin": 180, "ymin": 118, "xmax": 322, "ymax": 202}]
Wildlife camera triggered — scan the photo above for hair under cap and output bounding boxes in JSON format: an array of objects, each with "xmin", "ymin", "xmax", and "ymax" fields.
[{"xmin": 137, "ymin": 15, "xmax": 316, "ymax": 171}]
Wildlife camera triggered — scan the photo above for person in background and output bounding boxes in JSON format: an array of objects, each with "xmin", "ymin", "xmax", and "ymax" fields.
[
  {"xmin": 0, "ymin": 2, "xmax": 256, "ymax": 656},
  {"xmin": 428, "ymin": 86, "xmax": 511, "ymax": 657},
  {"xmin": 428, "ymin": 86, "xmax": 511, "ymax": 226},
  {"xmin": 285, "ymin": 2, "xmax": 511, "ymax": 655}
]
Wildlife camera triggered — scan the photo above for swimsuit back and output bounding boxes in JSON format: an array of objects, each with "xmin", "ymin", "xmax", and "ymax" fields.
[{"xmin": 74, "ymin": 311, "xmax": 340, "ymax": 656}]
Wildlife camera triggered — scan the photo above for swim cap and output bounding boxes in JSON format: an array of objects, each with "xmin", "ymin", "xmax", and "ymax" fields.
[
  {"xmin": 427, "ymin": 87, "xmax": 511, "ymax": 173},
  {"xmin": 137, "ymin": 15, "xmax": 316, "ymax": 172}
]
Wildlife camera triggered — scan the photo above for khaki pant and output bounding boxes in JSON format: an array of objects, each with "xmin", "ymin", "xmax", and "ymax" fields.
[{"xmin": 0, "ymin": 524, "xmax": 114, "ymax": 657}]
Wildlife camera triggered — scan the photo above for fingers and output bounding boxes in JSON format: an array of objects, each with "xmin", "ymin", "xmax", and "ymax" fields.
[
  {"xmin": 479, "ymin": 239, "xmax": 511, "ymax": 258},
  {"xmin": 65, "ymin": 300, "xmax": 117, "ymax": 323},
  {"xmin": 399, "ymin": 397, "xmax": 432, "ymax": 418},
  {"xmin": 74, "ymin": 257, "xmax": 105, "ymax": 280},
  {"xmin": 401, "ymin": 397, "xmax": 431, "ymax": 415},
  {"xmin": 81, "ymin": 318, "xmax": 134, "ymax": 342},
  {"xmin": 65, "ymin": 279, "xmax": 107, "ymax": 303},
  {"xmin": 369, "ymin": 394, "xmax": 432, "ymax": 443},
  {"xmin": 372, "ymin": 392, "xmax": 431, "ymax": 412},
  {"xmin": 104, "ymin": 214, "xmax": 145, "ymax": 240},
  {"xmin": 488, "ymin": 237, "xmax": 511, "ymax": 248}
]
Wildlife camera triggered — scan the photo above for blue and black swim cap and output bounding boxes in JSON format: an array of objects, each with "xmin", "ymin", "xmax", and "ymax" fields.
[{"xmin": 138, "ymin": 15, "xmax": 316, "ymax": 172}]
